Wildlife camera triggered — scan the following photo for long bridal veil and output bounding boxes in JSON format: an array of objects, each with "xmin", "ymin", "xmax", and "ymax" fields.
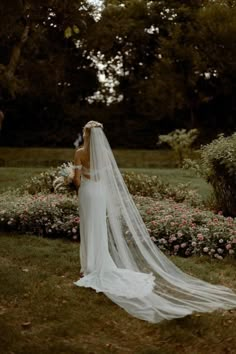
[{"xmin": 82, "ymin": 127, "xmax": 236, "ymax": 323}]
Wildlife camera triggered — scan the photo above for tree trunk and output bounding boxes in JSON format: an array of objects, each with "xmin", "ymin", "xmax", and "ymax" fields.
[{"xmin": 6, "ymin": 24, "xmax": 30, "ymax": 77}]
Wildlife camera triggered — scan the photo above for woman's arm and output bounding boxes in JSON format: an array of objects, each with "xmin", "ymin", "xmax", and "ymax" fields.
[{"xmin": 73, "ymin": 149, "xmax": 82, "ymax": 190}]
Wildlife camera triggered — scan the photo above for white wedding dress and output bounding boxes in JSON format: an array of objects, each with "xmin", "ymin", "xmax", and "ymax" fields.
[{"xmin": 74, "ymin": 127, "xmax": 236, "ymax": 323}]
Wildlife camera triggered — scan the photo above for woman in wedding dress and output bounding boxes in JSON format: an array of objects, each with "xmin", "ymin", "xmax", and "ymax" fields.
[{"xmin": 73, "ymin": 120, "xmax": 236, "ymax": 323}]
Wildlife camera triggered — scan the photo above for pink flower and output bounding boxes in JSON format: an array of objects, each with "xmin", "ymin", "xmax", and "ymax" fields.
[
  {"xmin": 192, "ymin": 241, "xmax": 197, "ymax": 247},
  {"xmin": 197, "ymin": 233, "xmax": 204, "ymax": 241},
  {"xmin": 227, "ymin": 217, "xmax": 233, "ymax": 223},
  {"xmin": 229, "ymin": 249, "xmax": 235, "ymax": 255},
  {"xmin": 181, "ymin": 243, "xmax": 187, "ymax": 248},
  {"xmin": 226, "ymin": 244, "xmax": 232, "ymax": 250},
  {"xmin": 72, "ymin": 227, "xmax": 77, "ymax": 233},
  {"xmin": 203, "ymin": 247, "xmax": 209, "ymax": 253},
  {"xmin": 174, "ymin": 245, "xmax": 180, "ymax": 251},
  {"xmin": 169, "ymin": 235, "xmax": 177, "ymax": 243}
]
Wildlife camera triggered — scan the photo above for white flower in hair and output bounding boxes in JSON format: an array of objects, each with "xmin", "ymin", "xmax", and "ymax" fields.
[{"xmin": 85, "ymin": 121, "xmax": 103, "ymax": 129}]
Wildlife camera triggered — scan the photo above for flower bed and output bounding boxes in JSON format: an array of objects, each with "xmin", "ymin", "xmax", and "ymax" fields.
[
  {"xmin": 134, "ymin": 196, "xmax": 236, "ymax": 259},
  {"xmin": 0, "ymin": 192, "xmax": 80, "ymax": 240},
  {"xmin": 1, "ymin": 191, "xmax": 236, "ymax": 259}
]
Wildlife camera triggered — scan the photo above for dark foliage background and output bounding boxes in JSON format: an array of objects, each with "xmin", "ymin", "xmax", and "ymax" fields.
[{"xmin": 0, "ymin": 0, "xmax": 235, "ymax": 148}]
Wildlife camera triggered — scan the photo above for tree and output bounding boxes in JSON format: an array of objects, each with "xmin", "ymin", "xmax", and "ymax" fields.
[{"xmin": 158, "ymin": 128, "xmax": 199, "ymax": 166}]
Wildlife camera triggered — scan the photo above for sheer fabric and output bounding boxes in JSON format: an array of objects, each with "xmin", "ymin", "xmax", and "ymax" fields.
[{"xmin": 74, "ymin": 128, "xmax": 236, "ymax": 323}]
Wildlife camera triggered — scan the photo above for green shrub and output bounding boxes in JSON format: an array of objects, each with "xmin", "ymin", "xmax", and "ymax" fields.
[
  {"xmin": 1, "ymin": 191, "xmax": 235, "ymax": 259},
  {"xmin": 14, "ymin": 167, "xmax": 202, "ymax": 207},
  {"xmin": 158, "ymin": 129, "xmax": 199, "ymax": 166},
  {"xmin": 16, "ymin": 166, "xmax": 76, "ymax": 195},
  {"xmin": 0, "ymin": 192, "xmax": 80, "ymax": 240},
  {"xmin": 123, "ymin": 172, "xmax": 202, "ymax": 207},
  {"xmin": 134, "ymin": 195, "xmax": 236, "ymax": 259},
  {"xmin": 184, "ymin": 133, "xmax": 236, "ymax": 216}
]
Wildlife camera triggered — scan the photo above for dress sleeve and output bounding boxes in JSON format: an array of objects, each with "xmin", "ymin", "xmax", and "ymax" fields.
[{"xmin": 73, "ymin": 164, "xmax": 83, "ymax": 170}]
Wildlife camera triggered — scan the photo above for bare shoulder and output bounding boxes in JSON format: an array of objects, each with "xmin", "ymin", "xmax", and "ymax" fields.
[
  {"xmin": 75, "ymin": 147, "xmax": 84, "ymax": 158},
  {"xmin": 74, "ymin": 148, "xmax": 84, "ymax": 165}
]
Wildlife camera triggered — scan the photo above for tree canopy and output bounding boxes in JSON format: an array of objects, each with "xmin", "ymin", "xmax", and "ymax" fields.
[{"xmin": 0, "ymin": 0, "xmax": 235, "ymax": 147}]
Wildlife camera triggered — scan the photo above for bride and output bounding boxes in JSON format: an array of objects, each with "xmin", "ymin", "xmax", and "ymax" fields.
[{"xmin": 72, "ymin": 120, "xmax": 236, "ymax": 323}]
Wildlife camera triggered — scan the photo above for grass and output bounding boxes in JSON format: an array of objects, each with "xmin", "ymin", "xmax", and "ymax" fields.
[
  {"xmin": 0, "ymin": 167, "xmax": 46, "ymax": 192},
  {"xmin": 0, "ymin": 233, "xmax": 236, "ymax": 354},
  {"xmin": 0, "ymin": 147, "xmax": 199, "ymax": 168}
]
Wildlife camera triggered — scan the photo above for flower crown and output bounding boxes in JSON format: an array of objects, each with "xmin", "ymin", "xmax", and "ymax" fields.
[{"xmin": 84, "ymin": 121, "xmax": 103, "ymax": 129}]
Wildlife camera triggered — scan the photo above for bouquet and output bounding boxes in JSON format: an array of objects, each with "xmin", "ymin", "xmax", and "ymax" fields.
[{"xmin": 53, "ymin": 162, "xmax": 77, "ymax": 194}]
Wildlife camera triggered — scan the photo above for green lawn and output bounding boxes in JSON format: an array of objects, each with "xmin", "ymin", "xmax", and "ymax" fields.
[
  {"xmin": 0, "ymin": 167, "xmax": 46, "ymax": 192},
  {"xmin": 0, "ymin": 147, "xmax": 199, "ymax": 168},
  {"xmin": 0, "ymin": 233, "xmax": 236, "ymax": 354}
]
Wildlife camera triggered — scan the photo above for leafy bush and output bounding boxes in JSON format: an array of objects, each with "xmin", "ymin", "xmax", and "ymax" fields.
[
  {"xmin": 134, "ymin": 196, "xmax": 236, "ymax": 260},
  {"xmin": 123, "ymin": 172, "xmax": 202, "ymax": 207},
  {"xmin": 1, "ymin": 190, "xmax": 235, "ymax": 259},
  {"xmin": 184, "ymin": 133, "xmax": 236, "ymax": 216},
  {"xmin": 158, "ymin": 129, "xmax": 199, "ymax": 166},
  {"xmin": 16, "ymin": 166, "xmax": 76, "ymax": 195},
  {"xmin": 14, "ymin": 167, "xmax": 202, "ymax": 207},
  {"xmin": 0, "ymin": 192, "xmax": 80, "ymax": 240}
]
